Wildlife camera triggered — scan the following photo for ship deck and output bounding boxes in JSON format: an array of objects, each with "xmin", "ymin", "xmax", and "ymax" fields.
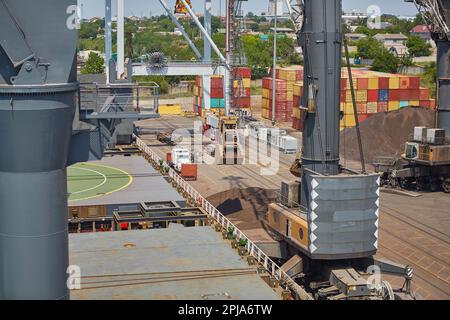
[{"xmin": 69, "ymin": 225, "xmax": 281, "ymax": 300}]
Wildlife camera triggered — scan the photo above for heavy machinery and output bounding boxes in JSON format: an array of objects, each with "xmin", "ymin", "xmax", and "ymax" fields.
[
  {"xmin": 174, "ymin": 0, "xmax": 192, "ymax": 15},
  {"xmin": 375, "ymin": 0, "xmax": 450, "ymax": 192},
  {"xmin": 217, "ymin": 116, "xmax": 244, "ymax": 165},
  {"xmin": 0, "ymin": 0, "xmax": 157, "ymax": 299},
  {"xmin": 266, "ymin": 0, "xmax": 415, "ymax": 300}
]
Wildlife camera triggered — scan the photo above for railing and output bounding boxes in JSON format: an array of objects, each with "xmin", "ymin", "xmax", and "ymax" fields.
[
  {"xmin": 134, "ymin": 135, "xmax": 313, "ymax": 300},
  {"xmin": 78, "ymin": 82, "xmax": 160, "ymax": 114}
]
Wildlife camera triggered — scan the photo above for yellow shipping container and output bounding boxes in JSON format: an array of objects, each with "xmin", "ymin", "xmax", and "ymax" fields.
[
  {"xmin": 233, "ymin": 80, "xmax": 239, "ymax": 88},
  {"xmin": 345, "ymin": 102, "xmax": 355, "ymax": 115},
  {"xmin": 292, "ymin": 107, "xmax": 301, "ymax": 118},
  {"xmin": 262, "ymin": 88, "xmax": 271, "ymax": 99},
  {"xmin": 243, "ymin": 78, "xmax": 251, "ymax": 88},
  {"xmin": 279, "ymin": 69, "xmax": 297, "ymax": 81},
  {"xmin": 262, "ymin": 98, "xmax": 270, "ymax": 109},
  {"xmin": 340, "ymin": 102, "xmax": 345, "ymax": 112},
  {"xmin": 389, "ymin": 77, "xmax": 400, "ymax": 89},
  {"xmin": 343, "ymin": 115, "xmax": 356, "ymax": 127},
  {"xmin": 261, "ymin": 109, "xmax": 269, "ymax": 119},
  {"xmin": 159, "ymin": 104, "xmax": 182, "ymax": 115},
  {"xmin": 293, "ymin": 82, "xmax": 303, "ymax": 96},
  {"xmin": 409, "ymin": 100, "xmax": 420, "ymax": 106},
  {"xmin": 388, "ymin": 101, "xmax": 399, "ymax": 111},
  {"xmin": 286, "ymin": 91, "xmax": 294, "ymax": 102},
  {"xmin": 356, "ymin": 90, "xmax": 368, "ymax": 102},
  {"xmin": 346, "ymin": 90, "xmax": 352, "ymax": 102},
  {"xmin": 367, "ymin": 102, "xmax": 378, "ymax": 114},
  {"xmin": 368, "ymin": 78, "xmax": 379, "ymax": 90}
]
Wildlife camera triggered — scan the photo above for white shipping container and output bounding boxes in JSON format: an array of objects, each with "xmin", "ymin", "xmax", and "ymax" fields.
[
  {"xmin": 208, "ymin": 115, "xmax": 219, "ymax": 129},
  {"xmin": 413, "ymin": 126, "xmax": 427, "ymax": 143},
  {"xmin": 426, "ymin": 128, "xmax": 446, "ymax": 145},
  {"xmin": 279, "ymin": 136, "xmax": 298, "ymax": 154}
]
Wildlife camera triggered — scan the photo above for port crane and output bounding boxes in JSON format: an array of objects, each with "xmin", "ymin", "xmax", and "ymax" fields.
[
  {"xmin": 375, "ymin": 0, "xmax": 450, "ymax": 192},
  {"xmin": 265, "ymin": 0, "xmax": 416, "ymax": 300}
]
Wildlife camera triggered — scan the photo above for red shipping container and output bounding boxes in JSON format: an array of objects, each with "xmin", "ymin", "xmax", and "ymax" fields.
[
  {"xmin": 341, "ymin": 78, "xmax": 347, "ymax": 90},
  {"xmin": 233, "ymin": 97, "xmax": 251, "ymax": 108},
  {"xmin": 234, "ymin": 87, "xmax": 251, "ymax": 98},
  {"xmin": 181, "ymin": 164, "xmax": 198, "ymax": 181},
  {"xmin": 340, "ymin": 90, "xmax": 346, "ymax": 103},
  {"xmin": 378, "ymin": 101, "xmax": 388, "ymax": 112},
  {"xmin": 367, "ymin": 90, "xmax": 378, "ymax": 102},
  {"xmin": 408, "ymin": 89, "xmax": 420, "ymax": 100},
  {"xmin": 211, "ymin": 87, "xmax": 224, "ymax": 98},
  {"xmin": 409, "ymin": 77, "xmax": 420, "ymax": 89},
  {"xmin": 430, "ymin": 99, "xmax": 436, "ymax": 109},
  {"xmin": 399, "ymin": 77, "xmax": 410, "ymax": 89},
  {"xmin": 398, "ymin": 89, "xmax": 409, "ymax": 101},
  {"xmin": 292, "ymin": 117, "xmax": 303, "ymax": 131},
  {"xmin": 262, "ymin": 77, "xmax": 287, "ymax": 90},
  {"xmin": 358, "ymin": 114, "xmax": 369, "ymax": 123},
  {"xmin": 419, "ymin": 100, "xmax": 431, "ymax": 108},
  {"xmin": 389, "ymin": 89, "xmax": 399, "ymax": 101},
  {"xmin": 195, "ymin": 76, "xmax": 202, "ymax": 87},
  {"xmin": 357, "ymin": 103, "xmax": 367, "ymax": 114},
  {"xmin": 379, "ymin": 77, "xmax": 389, "ymax": 89},
  {"xmin": 232, "ymin": 67, "xmax": 252, "ymax": 79},
  {"xmin": 357, "ymin": 78, "xmax": 369, "ymax": 90},
  {"xmin": 294, "ymin": 95, "xmax": 301, "ymax": 107},
  {"xmin": 419, "ymin": 88, "xmax": 430, "ymax": 100},
  {"xmin": 211, "ymin": 77, "xmax": 223, "ymax": 88}
]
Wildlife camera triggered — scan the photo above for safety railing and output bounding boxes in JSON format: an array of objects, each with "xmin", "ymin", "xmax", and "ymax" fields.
[
  {"xmin": 134, "ymin": 135, "xmax": 313, "ymax": 300},
  {"xmin": 78, "ymin": 82, "xmax": 159, "ymax": 115}
]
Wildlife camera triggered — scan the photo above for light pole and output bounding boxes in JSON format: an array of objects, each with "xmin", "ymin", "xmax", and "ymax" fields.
[{"xmin": 271, "ymin": 0, "xmax": 278, "ymax": 125}]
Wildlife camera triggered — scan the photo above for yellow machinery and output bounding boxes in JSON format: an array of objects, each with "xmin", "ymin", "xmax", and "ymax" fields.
[
  {"xmin": 218, "ymin": 116, "xmax": 243, "ymax": 165},
  {"xmin": 174, "ymin": 0, "xmax": 191, "ymax": 14}
]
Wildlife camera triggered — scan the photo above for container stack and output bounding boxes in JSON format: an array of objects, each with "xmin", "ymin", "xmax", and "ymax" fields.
[
  {"xmin": 232, "ymin": 67, "xmax": 252, "ymax": 111},
  {"xmin": 261, "ymin": 66, "xmax": 304, "ymax": 123},
  {"xmin": 339, "ymin": 70, "xmax": 436, "ymax": 130},
  {"xmin": 193, "ymin": 75, "xmax": 226, "ymax": 117},
  {"xmin": 292, "ymin": 82, "xmax": 304, "ymax": 130},
  {"xmin": 193, "ymin": 67, "xmax": 252, "ymax": 117}
]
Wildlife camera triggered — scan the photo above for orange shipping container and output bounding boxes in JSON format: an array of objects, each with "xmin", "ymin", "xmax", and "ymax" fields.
[
  {"xmin": 181, "ymin": 164, "xmax": 198, "ymax": 181},
  {"xmin": 419, "ymin": 88, "xmax": 430, "ymax": 100},
  {"xmin": 399, "ymin": 76, "xmax": 410, "ymax": 89}
]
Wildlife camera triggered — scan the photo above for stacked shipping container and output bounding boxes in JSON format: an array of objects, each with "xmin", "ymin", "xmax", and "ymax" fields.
[
  {"xmin": 232, "ymin": 67, "xmax": 252, "ymax": 109},
  {"xmin": 261, "ymin": 66, "xmax": 304, "ymax": 123},
  {"xmin": 339, "ymin": 70, "xmax": 436, "ymax": 130},
  {"xmin": 192, "ymin": 67, "xmax": 252, "ymax": 117},
  {"xmin": 264, "ymin": 66, "xmax": 436, "ymax": 131}
]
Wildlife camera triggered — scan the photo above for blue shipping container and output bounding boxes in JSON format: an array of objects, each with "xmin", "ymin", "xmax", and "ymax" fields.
[
  {"xmin": 399, "ymin": 101, "xmax": 409, "ymax": 108},
  {"xmin": 378, "ymin": 89, "xmax": 389, "ymax": 102},
  {"xmin": 211, "ymin": 98, "xmax": 225, "ymax": 108}
]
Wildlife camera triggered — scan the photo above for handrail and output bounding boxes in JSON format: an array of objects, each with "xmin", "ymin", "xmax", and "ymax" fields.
[{"xmin": 134, "ymin": 135, "xmax": 313, "ymax": 300}]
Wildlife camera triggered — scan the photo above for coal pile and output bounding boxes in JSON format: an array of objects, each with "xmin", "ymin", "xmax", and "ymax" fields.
[
  {"xmin": 207, "ymin": 187, "xmax": 278, "ymax": 231},
  {"xmin": 340, "ymin": 107, "xmax": 435, "ymax": 165}
]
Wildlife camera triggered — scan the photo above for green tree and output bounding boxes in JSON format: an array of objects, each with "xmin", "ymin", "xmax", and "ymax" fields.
[
  {"xmin": 81, "ymin": 52, "xmax": 105, "ymax": 74},
  {"xmin": 406, "ymin": 35, "xmax": 432, "ymax": 57},
  {"xmin": 371, "ymin": 49, "xmax": 400, "ymax": 73},
  {"xmin": 421, "ymin": 62, "xmax": 437, "ymax": 98},
  {"xmin": 356, "ymin": 37, "xmax": 382, "ymax": 59}
]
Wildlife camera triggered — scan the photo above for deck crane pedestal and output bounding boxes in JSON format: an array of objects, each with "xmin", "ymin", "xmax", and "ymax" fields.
[{"xmin": 265, "ymin": 0, "xmax": 416, "ymax": 300}]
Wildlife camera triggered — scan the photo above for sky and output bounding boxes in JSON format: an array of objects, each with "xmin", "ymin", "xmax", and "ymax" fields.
[{"xmin": 78, "ymin": 0, "xmax": 419, "ymax": 19}]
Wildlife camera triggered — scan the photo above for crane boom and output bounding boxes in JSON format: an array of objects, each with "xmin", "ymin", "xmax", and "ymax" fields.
[{"xmin": 407, "ymin": 0, "xmax": 450, "ymax": 39}]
